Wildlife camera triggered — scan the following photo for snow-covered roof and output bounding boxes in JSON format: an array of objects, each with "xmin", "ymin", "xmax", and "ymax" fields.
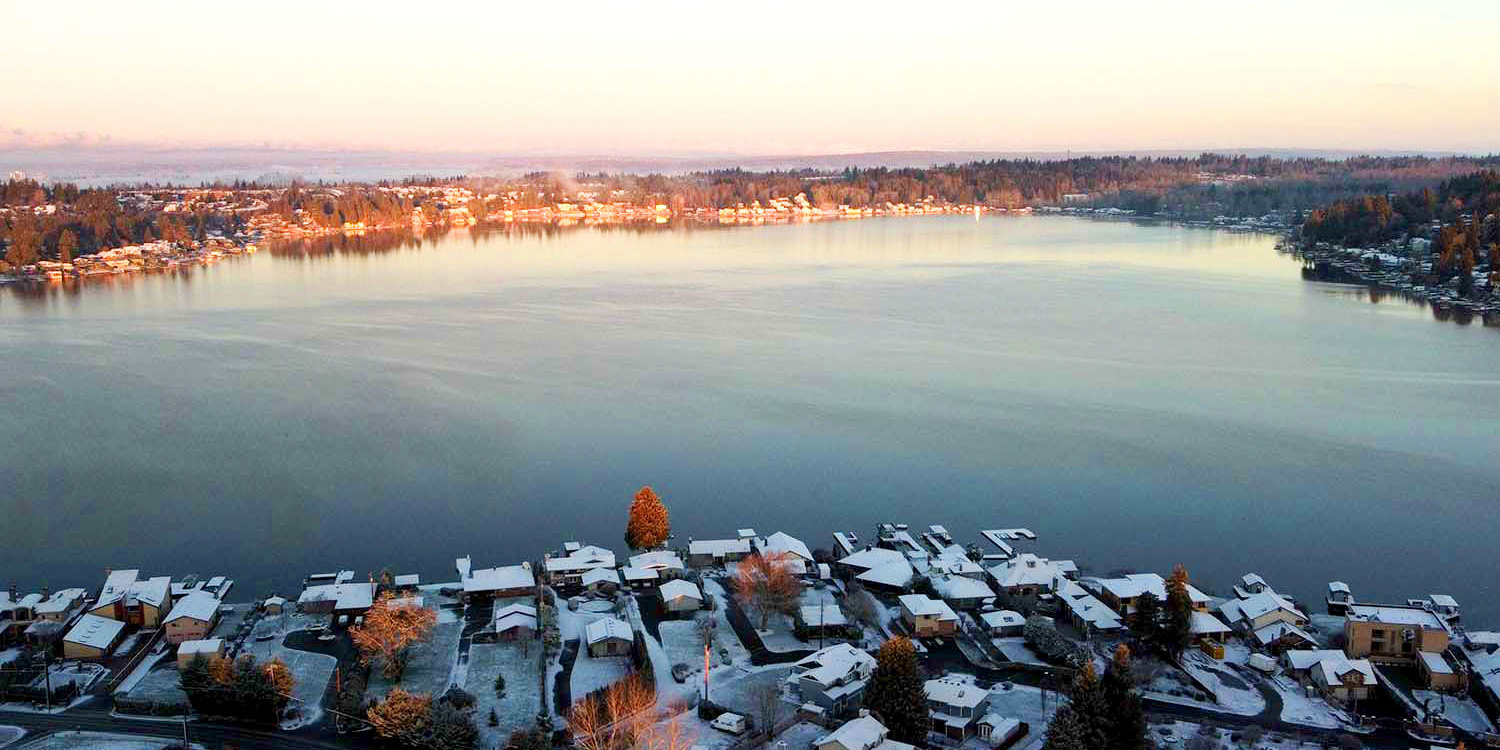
[
  {"xmin": 64, "ymin": 614, "xmax": 126, "ymax": 651},
  {"xmin": 930, "ymin": 574, "xmax": 994, "ymax": 602},
  {"xmin": 816, "ymin": 716, "xmax": 889, "ymax": 750},
  {"xmin": 1253, "ymin": 621, "xmax": 1316, "ymax": 646},
  {"xmin": 462, "ymin": 564, "xmax": 535, "ymax": 594},
  {"xmin": 1419, "ymin": 651, "xmax": 1454, "ymax": 675},
  {"xmin": 165, "ymin": 591, "xmax": 221, "ymax": 624},
  {"xmin": 584, "ymin": 617, "xmax": 632, "ymax": 645},
  {"xmin": 799, "ymin": 605, "xmax": 848, "ymax": 628},
  {"xmin": 838, "ymin": 547, "xmax": 906, "ymax": 571},
  {"xmin": 179, "ymin": 638, "xmax": 223, "ymax": 656},
  {"xmin": 394, "ymin": 574, "xmax": 420, "ymax": 587},
  {"xmin": 925, "ymin": 676, "xmax": 988, "ymax": 709},
  {"xmin": 979, "ymin": 610, "xmax": 1025, "ymax": 629},
  {"xmin": 494, "ymin": 604, "xmax": 539, "ymax": 632},
  {"xmin": 1286, "ymin": 649, "xmax": 1346, "ymax": 670},
  {"xmin": 759, "ymin": 531, "xmax": 813, "ymax": 562},
  {"xmin": 659, "ymin": 579, "xmax": 702, "ymax": 602},
  {"xmin": 1346, "ymin": 604, "xmax": 1445, "ymax": 629},
  {"xmin": 1327, "ymin": 581, "xmax": 1350, "ymax": 594},
  {"xmin": 1317, "ymin": 657, "xmax": 1376, "ymax": 687},
  {"xmin": 1241, "ymin": 573, "xmax": 1266, "ymax": 588},
  {"xmin": 33, "ymin": 588, "xmax": 87, "ymax": 615},
  {"xmin": 1237, "ymin": 591, "xmax": 1306, "ymax": 623},
  {"xmin": 987, "ymin": 554, "xmax": 1071, "ymax": 590},
  {"xmin": 898, "ymin": 595, "xmax": 958, "ymax": 622},
  {"xmin": 543, "ymin": 545, "xmax": 616, "ymax": 574},
  {"xmin": 688, "ymin": 538, "xmax": 752, "ymax": 557},
  {"xmin": 1089, "ymin": 573, "xmax": 1210, "ymax": 605},
  {"xmin": 1429, "ymin": 594, "xmax": 1459, "ymax": 608},
  {"xmin": 627, "ymin": 551, "xmax": 684, "ymax": 571},
  {"xmin": 96, "ymin": 570, "xmax": 171, "ymax": 611},
  {"xmin": 264, "ymin": 596, "xmax": 287, "ymax": 607},
  {"xmin": 621, "ymin": 566, "xmax": 658, "ymax": 582},
  {"xmin": 581, "ymin": 568, "xmax": 620, "ymax": 586},
  {"xmin": 1057, "ymin": 579, "xmax": 1124, "ymax": 630},
  {"xmin": 298, "ymin": 582, "xmax": 376, "ymax": 611},
  {"xmin": 1190, "ymin": 611, "xmax": 1231, "ymax": 635}
]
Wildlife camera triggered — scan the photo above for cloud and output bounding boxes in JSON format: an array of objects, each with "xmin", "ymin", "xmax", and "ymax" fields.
[{"xmin": 0, "ymin": 127, "xmax": 120, "ymax": 150}]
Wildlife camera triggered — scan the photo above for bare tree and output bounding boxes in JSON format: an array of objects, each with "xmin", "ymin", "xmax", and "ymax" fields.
[
  {"xmin": 734, "ymin": 553, "xmax": 803, "ymax": 631},
  {"xmin": 750, "ymin": 680, "xmax": 785, "ymax": 739}
]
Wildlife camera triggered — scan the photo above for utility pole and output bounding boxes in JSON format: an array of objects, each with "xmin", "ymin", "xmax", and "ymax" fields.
[
  {"xmin": 703, "ymin": 643, "xmax": 710, "ymax": 704},
  {"xmin": 38, "ymin": 654, "xmax": 52, "ymax": 713}
]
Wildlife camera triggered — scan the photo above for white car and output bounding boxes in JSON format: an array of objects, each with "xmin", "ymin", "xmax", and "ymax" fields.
[{"xmin": 710, "ymin": 713, "xmax": 748, "ymax": 736}]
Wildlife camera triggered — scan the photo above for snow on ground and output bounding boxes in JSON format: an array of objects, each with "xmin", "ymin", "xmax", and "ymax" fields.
[
  {"xmin": 119, "ymin": 663, "xmax": 189, "ymax": 708},
  {"xmin": 0, "ymin": 649, "xmax": 21, "ymax": 667},
  {"xmin": 1304, "ymin": 615, "xmax": 1344, "ymax": 646},
  {"xmin": 369, "ymin": 620, "xmax": 463, "ymax": 701},
  {"xmin": 986, "ymin": 680, "xmax": 1066, "ymax": 750},
  {"xmin": 1150, "ymin": 720, "xmax": 1325, "ymax": 750},
  {"xmin": 38, "ymin": 662, "xmax": 108, "ymax": 694},
  {"xmin": 113, "ymin": 650, "xmax": 167, "ymax": 696},
  {"xmin": 993, "ymin": 637, "xmax": 1047, "ymax": 666},
  {"xmin": 699, "ymin": 579, "xmax": 751, "ymax": 665},
  {"xmin": 110, "ymin": 632, "xmax": 148, "ymax": 658},
  {"xmin": 1412, "ymin": 690, "xmax": 1496, "ymax": 734},
  {"xmin": 238, "ymin": 620, "xmax": 338, "ymax": 729},
  {"xmin": 649, "ymin": 665, "xmax": 797, "ymax": 750},
  {"xmin": 417, "ymin": 583, "xmax": 466, "ymax": 625},
  {"xmin": 15, "ymin": 731, "xmax": 204, "ymax": 750},
  {"xmin": 470, "ymin": 641, "xmax": 544, "ymax": 748},
  {"xmin": 0, "ymin": 727, "xmax": 23, "ymax": 749},
  {"xmin": 1177, "ymin": 651, "xmax": 1266, "ymax": 716},
  {"xmin": 570, "ymin": 649, "xmax": 634, "ymax": 699},
  {"xmin": 659, "ymin": 619, "xmax": 712, "ymax": 676},
  {"xmin": 1271, "ymin": 675, "xmax": 1349, "ymax": 729}
]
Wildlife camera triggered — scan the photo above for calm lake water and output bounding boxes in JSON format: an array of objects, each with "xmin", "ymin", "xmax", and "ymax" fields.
[{"xmin": 2, "ymin": 216, "xmax": 1497, "ymax": 622}]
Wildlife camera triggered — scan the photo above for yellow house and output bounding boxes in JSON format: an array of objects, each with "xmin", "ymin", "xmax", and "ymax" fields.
[
  {"xmin": 163, "ymin": 591, "xmax": 221, "ymax": 645},
  {"xmin": 1343, "ymin": 604, "xmax": 1449, "ymax": 666},
  {"xmin": 62, "ymin": 614, "xmax": 127, "ymax": 660},
  {"xmin": 90, "ymin": 570, "xmax": 172, "ymax": 629}
]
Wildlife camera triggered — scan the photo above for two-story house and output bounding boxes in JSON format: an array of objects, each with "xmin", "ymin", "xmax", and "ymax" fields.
[
  {"xmin": 1343, "ymin": 604, "xmax": 1449, "ymax": 666},
  {"xmin": 789, "ymin": 643, "xmax": 877, "ymax": 720},
  {"xmin": 898, "ymin": 595, "xmax": 959, "ymax": 638},
  {"xmin": 925, "ymin": 675, "xmax": 990, "ymax": 740}
]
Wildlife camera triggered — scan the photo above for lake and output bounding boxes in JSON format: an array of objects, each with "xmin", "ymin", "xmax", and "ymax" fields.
[{"xmin": 2, "ymin": 216, "xmax": 1497, "ymax": 622}]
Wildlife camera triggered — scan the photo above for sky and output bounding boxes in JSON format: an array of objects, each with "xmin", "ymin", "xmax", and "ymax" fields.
[{"xmin": 5, "ymin": 0, "xmax": 1499, "ymax": 156}]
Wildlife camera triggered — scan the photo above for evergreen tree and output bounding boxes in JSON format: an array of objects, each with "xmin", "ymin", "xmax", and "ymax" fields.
[
  {"xmin": 863, "ymin": 637, "xmax": 929, "ymax": 745},
  {"xmin": 1101, "ymin": 646, "xmax": 1149, "ymax": 750},
  {"xmin": 1129, "ymin": 591, "xmax": 1161, "ymax": 642},
  {"xmin": 1162, "ymin": 564, "xmax": 1195, "ymax": 658}
]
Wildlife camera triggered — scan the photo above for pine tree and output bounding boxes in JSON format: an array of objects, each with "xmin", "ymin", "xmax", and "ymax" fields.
[
  {"xmin": 1163, "ymin": 564, "xmax": 1195, "ymax": 658},
  {"xmin": 1129, "ymin": 592, "xmax": 1161, "ymax": 643},
  {"xmin": 624, "ymin": 485, "xmax": 671, "ymax": 550},
  {"xmin": 1101, "ymin": 645, "xmax": 1149, "ymax": 750},
  {"xmin": 863, "ymin": 637, "xmax": 929, "ymax": 745}
]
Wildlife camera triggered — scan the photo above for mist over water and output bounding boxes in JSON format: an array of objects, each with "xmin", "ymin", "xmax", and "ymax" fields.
[{"xmin": 2, "ymin": 217, "xmax": 1496, "ymax": 621}]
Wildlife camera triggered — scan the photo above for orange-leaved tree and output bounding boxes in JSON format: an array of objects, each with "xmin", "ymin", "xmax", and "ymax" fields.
[
  {"xmin": 733, "ymin": 552, "xmax": 803, "ymax": 630},
  {"xmin": 350, "ymin": 592, "xmax": 437, "ymax": 681},
  {"xmin": 624, "ymin": 485, "xmax": 671, "ymax": 550},
  {"xmin": 366, "ymin": 688, "xmax": 432, "ymax": 746},
  {"xmin": 569, "ymin": 674, "xmax": 658, "ymax": 750}
]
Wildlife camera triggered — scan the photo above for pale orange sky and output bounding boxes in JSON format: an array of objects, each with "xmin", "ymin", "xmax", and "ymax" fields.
[{"xmin": 6, "ymin": 0, "xmax": 1498, "ymax": 154}]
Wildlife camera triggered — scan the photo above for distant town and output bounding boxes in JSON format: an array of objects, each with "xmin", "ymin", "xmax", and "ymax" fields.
[{"xmin": 2, "ymin": 487, "xmax": 1497, "ymax": 750}]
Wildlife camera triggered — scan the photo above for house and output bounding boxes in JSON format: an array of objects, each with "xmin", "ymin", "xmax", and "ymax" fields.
[
  {"xmin": 3, "ymin": 588, "xmax": 87, "ymax": 648},
  {"xmin": 176, "ymin": 638, "xmax": 225, "ymax": 669},
  {"xmin": 1190, "ymin": 611, "xmax": 1232, "ymax": 644},
  {"xmin": 584, "ymin": 617, "xmax": 633, "ymax": 657},
  {"xmin": 837, "ymin": 548, "xmax": 915, "ymax": 593},
  {"xmin": 581, "ymin": 568, "xmax": 620, "ymax": 595},
  {"xmin": 985, "ymin": 554, "xmax": 1076, "ymax": 598},
  {"xmin": 1326, "ymin": 582, "xmax": 1353, "ymax": 615},
  {"xmin": 686, "ymin": 538, "xmax": 752, "ymax": 567},
  {"xmin": 815, "ymin": 715, "xmax": 916, "ymax": 750},
  {"xmin": 63, "ymin": 614, "xmax": 127, "ymax": 659},
  {"xmin": 815, "ymin": 715, "xmax": 915, "ymax": 750},
  {"xmin": 1251, "ymin": 621, "xmax": 1318, "ymax": 652},
  {"xmin": 926, "ymin": 675, "xmax": 990, "ymax": 740},
  {"xmin": 757, "ymin": 531, "xmax": 814, "ymax": 576},
  {"xmin": 1219, "ymin": 591, "xmax": 1308, "ymax": 633},
  {"xmin": 789, "ymin": 643, "xmax": 876, "ymax": 720},
  {"xmin": 490, "ymin": 604, "xmax": 539, "ymax": 641},
  {"xmin": 1055, "ymin": 578, "xmax": 1124, "ymax": 633},
  {"xmin": 621, "ymin": 565, "xmax": 659, "ymax": 589},
  {"xmin": 163, "ymin": 591, "xmax": 221, "ymax": 645},
  {"xmin": 263, "ymin": 596, "xmax": 287, "ymax": 615},
  {"xmin": 898, "ymin": 595, "xmax": 959, "ymax": 638},
  {"xmin": 1417, "ymin": 651, "xmax": 1466, "ymax": 692},
  {"xmin": 1455, "ymin": 631, "xmax": 1500, "ymax": 717},
  {"xmin": 798, "ymin": 603, "xmax": 850, "ymax": 635},
  {"xmin": 1343, "ymin": 604, "xmax": 1449, "ymax": 665},
  {"xmin": 393, "ymin": 574, "xmax": 421, "ymax": 591},
  {"xmin": 929, "ymin": 573, "xmax": 995, "ymax": 611},
  {"xmin": 542, "ymin": 544, "xmax": 616, "ymax": 588},
  {"xmin": 977, "ymin": 610, "xmax": 1025, "ymax": 637},
  {"xmin": 1310, "ymin": 656, "xmax": 1377, "ymax": 702},
  {"xmin": 659, "ymin": 579, "xmax": 703, "ymax": 613},
  {"xmin": 456, "ymin": 556, "xmax": 535, "ymax": 601},
  {"xmin": 297, "ymin": 582, "xmax": 376, "ymax": 617},
  {"xmin": 627, "ymin": 551, "xmax": 685, "ymax": 581},
  {"xmin": 1233, "ymin": 573, "xmax": 1271, "ymax": 599},
  {"xmin": 929, "ymin": 545, "xmax": 985, "ymax": 580},
  {"xmin": 90, "ymin": 570, "xmax": 173, "ymax": 628},
  {"xmin": 1086, "ymin": 573, "xmax": 1211, "ymax": 616}
]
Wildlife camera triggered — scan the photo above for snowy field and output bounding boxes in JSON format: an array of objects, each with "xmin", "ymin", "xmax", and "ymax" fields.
[
  {"xmin": 993, "ymin": 637, "xmax": 1047, "ymax": 666},
  {"xmin": 470, "ymin": 641, "xmax": 544, "ymax": 748},
  {"xmin": 570, "ymin": 648, "xmax": 634, "ymax": 699},
  {"xmin": 1412, "ymin": 690, "xmax": 1496, "ymax": 734},
  {"xmin": 699, "ymin": 579, "xmax": 751, "ymax": 665},
  {"xmin": 659, "ymin": 619, "xmax": 711, "ymax": 676},
  {"xmin": 1151, "ymin": 720, "xmax": 1331, "ymax": 750},
  {"xmin": 1177, "ymin": 651, "xmax": 1266, "ymax": 716},
  {"xmin": 119, "ymin": 664, "xmax": 189, "ymax": 708},
  {"xmin": 35, "ymin": 662, "xmax": 108, "ymax": 693},
  {"xmin": 15, "ymin": 732, "xmax": 203, "ymax": 750},
  {"xmin": 369, "ymin": 620, "xmax": 463, "ymax": 701},
  {"xmin": 1271, "ymin": 675, "xmax": 1349, "ymax": 729},
  {"xmin": 238, "ymin": 617, "xmax": 339, "ymax": 729}
]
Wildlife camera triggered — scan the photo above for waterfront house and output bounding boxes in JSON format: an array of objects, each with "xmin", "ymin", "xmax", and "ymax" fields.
[
  {"xmin": 163, "ymin": 591, "xmax": 221, "ymax": 645},
  {"xmin": 1233, "ymin": 573, "xmax": 1271, "ymax": 599},
  {"xmin": 581, "ymin": 567, "xmax": 620, "ymax": 595},
  {"xmin": 929, "ymin": 572, "xmax": 995, "ymax": 611},
  {"xmin": 297, "ymin": 581, "xmax": 376, "ymax": 617},
  {"xmin": 541, "ymin": 543, "xmax": 616, "ymax": 589},
  {"xmin": 585, "ymin": 617, "xmax": 633, "ymax": 657},
  {"xmin": 1250, "ymin": 621, "xmax": 1318, "ymax": 652},
  {"xmin": 1308, "ymin": 655, "xmax": 1377, "ymax": 702},
  {"xmin": 815, "ymin": 715, "xmax": 915, "ymax": 750},
  {"xmin": 263, "ymin": 596, "xmax": 287, "ymax": 615},
  {"xmin": 1056, "ymin": 578, "xmax": 1124, "ymax": 633},
  {"xmin": 925, "ymin": 675, "xmax": 990, "ymax": 740},
  {"xmin": 898, "ymin": 595, "xmax": 959, "ymax": 638},
  {"xmin": 757, "ymin": 531, "xmax": 815, "ymax": 576},
  {"xmin": 627, "ymin": 551, "xmax": 685, "ymax": 581},
  {"xmin": 90, "ymin": 570, "xmax": 172, "ymax": 628},
  {"xmin": 456, "ymin": 556, "xmax": 535, "ymax": 601},
  {"xmin": 686, "ymin": 538, "xmax": 752, "ymax": 567},
  {"xmin": 659, "ymin": 579, "xmax": 703, "ymax": 614},
  {"xmin": 789, "ymin": 643, "xmax": 876, "ymax": 720},
  {"xmin": 1343, "ymin": 603, "xmax": 1449, "ymax": 665},
  {"xmin": 176, "ymin": 638, "xmax": 224, "ymax": 669},
  {"xmin": 1086, "ymin": 573, "xmax": 1211, "ymax": 617},
  {"xmin": 985, "ymin": 554, "xmax": 1077, "ymax": 599},
  {"xmin": 1417, "ymin": 650, "xmax": 1466, "ymax": 692},
  {"xmin": 490, "ymin": 603, "xmax": 539, "ymax": 642},
  {"xmin": 62, "ymin": 614, "xmax": 127, "ymax": 660},
  {"xmin": 838, "ymin": 548, "xmax": 916, "ymax": 593},
  {"xmin": 1326, "ymin": 582, "xmax": 1353, "ymax": 615}
]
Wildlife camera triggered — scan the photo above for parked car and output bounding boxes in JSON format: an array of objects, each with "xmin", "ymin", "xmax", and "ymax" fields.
[{"xmin": 710, "ymin": 713, "xmax": 748, "ymax": 736}]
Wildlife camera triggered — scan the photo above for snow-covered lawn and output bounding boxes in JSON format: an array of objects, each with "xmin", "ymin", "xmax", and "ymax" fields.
[
  {"xmin": 369, "ymin": 620, "xmax": 463, "ymax": 701},
  {"xmin": 570, "ymin": 649, "xmax": 634, "ymax": 699},
  {"xmin": 469, "ymin": 641, "xmax": 544, "ymax": 748},
  {"xmin": 986, "ymin": 681, "xmax": 1064, "ymax": 750},
  {"xmin": 699, "ymin": 579, "xmax": 751, "ymax": 665},
  {"xmin": 1150, "ymin": 720, "xmax": 1327, "ymax": 750},
  {"xmin": 993, "ymin": 637, "xmax": 1047, "ymax": 666},
  {"xmin": 417, "ymin": 583, "xmax": 466, "ymax": 625},
  {"xmin": 111, "ymin": 632, "xmax": 148, "ymax": 658},
  {"xmin": 1177, "ymin": 651, "xmax": 1265, "ymax": 716},
  {"xmin": 1270, "ymin": 675, "xmax": 1349, "ymax": 729},
  {"xmin": 236, "ymin": 623, "xmax": 338, "ymax": 729},
  {"xmin": 37, "ymin": 662, "xmax": 108, "ymax": 693},
  {"xmin": 659, "ymin": 619, "xmax": 715, "ymax": 677},
  {"xmin": 118, "ymin": 663, "xmax": 189, "ymax": 708},
  {"xmin": 14, "ymin": 732, "xmax": 203, "ymax": 750},
  {"xmin": 1412, "ymin": 690, "xmax": 1496, "ymax": 734}
]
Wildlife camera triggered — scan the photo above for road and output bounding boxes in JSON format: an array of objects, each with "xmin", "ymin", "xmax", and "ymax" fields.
[{"xmin": 0, "ymin": 702, "xmax": 365, "ymax": 750}]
